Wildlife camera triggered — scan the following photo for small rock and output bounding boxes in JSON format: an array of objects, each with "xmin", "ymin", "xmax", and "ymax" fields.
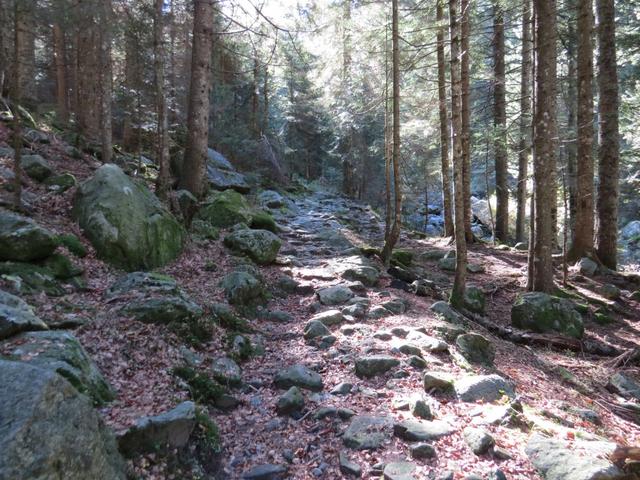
[
  {"xmin": 411, "ymin": 399, "xmax": 432, "ymax": 420},
  {"xmin": 331, "ymin": 382, "xmax": 353, "ymax": 395},
  {"xmin": 354, "ymin": 355, "xmax": 400, "ymax": 378},
  {"xmin": 408, "ymin": 355, "xmax": 427, "ymax": 369},
  {"xmin": 211, "ymin": 357, "xmax": 241, "ymax": 385},
  {"xmin": 242, "ymin": 464, "xmax": 288, "ymax": 480},
  {"xmin": 410, "ymin": 443, "xmax": 437, "ymax": 459},
  {"xmin": 343, "ymin": 415, "xmax": 394, "ymax": 450},
  {"xmin": 316, "ymin": 285, "xmax": 354, "ymax": 305},
  {"xmin": 339, "ymin": 452, "xmax": 362, "ymax": 477},
  {"xmin": 454, "ymin": 374, "xmax": 515, "ymax": 403},
  {"xmin": 383, "ymin": 461, "xmax": 416, "ymax": 480},
  {"xmin": 601, "ymin": 284, "xmax": 620, "ymax": 300},
  {"xmin": 304, "ymin": 320, "xmax": 331, "ymax": 341},
  {"xmin": 463, "ymin": 427, "xmax": 495, "ymax": 455},
  {"xmin": 578, "ymin": 257, "xmax": 598, "ymax": 277},
  {"xmin": 311, "ymin": 309, "xmax": 345, "ymax": 326},
  {"xmin": 455, "ymin": 333, "xmax": 495, "ymax": 365},
  {"xmin": 368, "ymin": 305, "xmax": 393, "ymax": 319},
  {"xmin": 607, "ymin": 372, "xmax": 640, "ymax": 400},
  {"xmin": 274, "ymin": 365, "xmax": 323, "ymax": 391},
  {"xmin": 393, "ymin": 419, "xmax": 456, "ymax": 441},
  {"xmin": 276, "ymin": 387, "xmax": 304, "ymax": 415},
  {"xmin": 374, "ymin": 331, "xmax": 393, "ymax": 341},
  {"xmin": 423, "ymin": 372, "xmax": 454, "ymax": 392}
]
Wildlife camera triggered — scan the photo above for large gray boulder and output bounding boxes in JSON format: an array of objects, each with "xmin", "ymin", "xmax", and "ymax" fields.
[
  {"xmin": 224, "ymin": 228, "xmax": 282, "ymax": 264},
  {"xmin": 511, "ymin": 292, "xmax": 584, "ymax": 339},
  {"xmin": 20, "ymin": 154, "xmax": 53, "ymax": 181},
  {"xmin": 525, "ymin": 434, "xmax": 623, "ymax": 480},
  {"xmin": 206, "ymin": 149, "xmax": 250, "ymax": 193},
  {"xmin": 0, "ymin": 209, "xmax": 57, "ymax": 261},
  {"xmin": 5, "ymin": 330, "xmax": 115, "ymax": 405},
  {"xmin": 0, "ymin": 289, "xmax": 48, "ymax": 339},
  {"xmin": 454, "ymin": 374, "xmax": 515, "ymax": 403},
  {"xmin": 455, "ymin": 333, "xmax": 495, "ymax": 365},
  {"xmin": 0, "ymin": 360, "xmax": 126, "ymax": 480},
  {"xmin": 220, "ymin": 271, "xmax": 265, "ymax": 305},
  {"xmin": 73, "ymin": 164, "xmax": 184, "ymax": 271},
  {"xmin": 195, "ymin": 189, "xmax": 253, "ymax": 228}
]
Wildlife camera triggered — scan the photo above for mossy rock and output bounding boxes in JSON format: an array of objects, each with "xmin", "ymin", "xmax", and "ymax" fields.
[
  {"xmin": 223, "ymin": 229, "xmax": 282, "ymax": 265},
  {"xmin": 190, "ymin": 220, "xmax": 219, "ymax": 241},
  {"xmin": 0, "ymin": 261, "xmax": 66, "ymax": 296},
  {"xmin": 463, "ymin": 286, "xmax": 485, "ymax": 314},
  {"xmin": 391, "ymin": 249, "xmax": 413, "ymax": 267},
  {"xmin": 39, "ymin": 253, "xmax": 84, "ymax": 279},
  {"xmin": 511, "ymin": 292, "xmax": 584, "ymax": 339},
  {"xmin": 210, "ymin": 303, "xmax": 253, "ymax": 333},
  {"xmin": 73, "ymin": 164, "xmax": 184, "ymax": 271},
  {"xmin": 172, "ymin": 366, "xmax": 226, "ymax": 405},
  {"xmin": 0, "ymin": 210, "xmax": 57, "ymax": 262},
  {"xmin": 194, "ymin": 190, "xmax": 252, "ymax": 228},
  {"xmin": 44, "ymin": 172, "xmax": 76, "ymax": 193},
  {"xmin": 56, "ymin": 234, "xmax": 88, "ymax": 257},
  {"xmin": 250, "ymin": 211, "xmax": 278, "ymax": 233}
]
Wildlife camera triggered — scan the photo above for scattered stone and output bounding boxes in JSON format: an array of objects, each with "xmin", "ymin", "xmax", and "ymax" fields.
[
  {"xmin": 339, "ymin": 452, "xmax": 362, "ymax": 477},
  {"xmin": 121, "ymin": 294, "xmax": 203, "ymax": 325},
  {"xmin": 455, "ymin": 333, "xmax": 495, "ymax": 365},
  {"xmin": 408, "ymin": 355, "xmax": 427, "ymax": 369},
  {"xmin": 368, "ymin": 305, "xmax": 393, "ymax": 319},
  {"xmin": 118, "ymin": 401, "xmax": 196, "ymax": 456},
  {"xmin": 44, "ymin": 172, "xmax": 76, "ymax": 192},
  {"xmin": 511, "ymin": 292, "xmax": 584, "ymax": 339},
  {"xmin": 391, "ymin": 326, "xmax": 410, "ymax": 337},
  {"xmin": 0, "ymin": 209, "xmax": 57, "ymax": 261},
  {"xmin": 221, "ymin": 271, "xmax": 265, "ymax": 305},
  {"xmin": 394, "ymin": 419, "xmax": 455, "ymax": 441},
  {"xmin": 311, "ymin": 309, "xmax": 345, "ymax": 326},
  {"xmin": 338, "ymin": 408, "xmax": 356, "ymax": 420},
  {"xmin": 260, "ymin": 310, "xmax": 293, "ymax": 323},
  {"xmin": 224, "ymin": 229, "xmax": 282, "ymax": 265},
  {"xmin": 374, "ymin": 330, "xmax": 393, "ymax": 341},
  {"xmin": 6, "ymin": 330, "xmax": 115, "ymax": 405},
  {"xmin": 343, "ymin": 415, "xmax": 394, "ymax": 450},
  {"xmin": 331, "ymin": 382, "xmax": 353, "ymax": 395},
  {"xmin": 514, "ymin": 242, "xmax": 528, "ymax": 251},
  {"xmin": 313, "ymin": 406, "xmax": 338, "ymax": 420},
  {"xmin": 0, "ymin": 360, "xmax": 126, "ymax": 480},
  {"xmin": 423, "ymin": 372, "xmax": 454, "ymax": 392},
  {"xmin": 493, "ymin": 447, "xmax": 513, "ymax": 460},
  {"xmin": 411, "ymin": 399, "xmax": 432, "ymax": 419},
  {"xmin": 258, "ymin": 190, "xmax": 285, "ymax": 209},
  {"xmin": 525, "ymin": 434, "xmax": 622, "ymax": 480},
  {"xmin": 463, "ymin": 427, "xmax": 495, "ymax": 455},
  {"xmin": 316, "ymin": 285, "xmax": 354, "ymax": 305},
  {"xmin": 211, "ymin": 357, "xmax": 242, "ymax": 386},
  {"xmin": 607, "ymin": 372, "xmax": 640, "ymax": 400},
  {"xmin": 107, "ymin": 271, "xmax": 179, "ymax": 297},
  {"xmin": 242, "ymin": 464, "xmax": 288, "ymax": 480},
  {"xmin": 601, "ymin": 284, "xmax": 621, "ymax": 300},
  {"xmin": 381, "ymin": 298, "xmax": 408, "ymax": 314},
  {"xmin": 410, "ymin": 443, "xmax": 437, "ymax": 459},
  {"xmin": 304, "ymin": 320, "xmax": 331, "ymax": 341},
  {"xmin": 438, "ymin": 257, "xmax": 456, "ymax": 271},
  {"xmin": 488, "ymin": 469, "xmax": 508, "ymax": 480},
  {"xmin": 20, "ymin": 154, "xmax": 53, "ymax": 181},
  {"xmin": 276, "ymin": 387, "xmax": 305, "ymax": 415},
  {"xmin": 455, "ymin": 374, "xmax": 515, "ymax": 403},
  {"xmin": 383, "ymin": 461, "xmax": 416, "ymax": 480},
  {"xmin": 355, "ymin": 355, "xmax": 400, "ymax": 378},
  {"xmin": 430, "ymin": 301, "xmax": 465, "ymax": 324},
  {"xmin": 0, "ymin": 289, "xmax": 48, "ymax": 339},
  {"xmin": 467, "ymin": 263, "xmax": 486, "ymax": 274},
  {"xmin": 73, "ymin": 164, "xmax": 184, "ymax": 270},
  {"xmin": 406, "ymin": 330, "xmax": 448, "ymax": 352},
  {"xmin": 463, "ymin": 286, "xmax": 486, "ymax": 313},
  {"xmin": 343, "ymin": 265, "xmax": 380, "ymax": 287},
  {"xmin": 274, "ymin": 365, "xmax": 323, "ymax": 391},
  {"xmin": 578, "ymin": 257, "xmax": 598, "ymax": 277}
]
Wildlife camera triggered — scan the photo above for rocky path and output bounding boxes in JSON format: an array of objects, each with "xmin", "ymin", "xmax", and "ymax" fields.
[{"xmin": 210, "ymin": 191, "xmax": 628, "ymax": 480}]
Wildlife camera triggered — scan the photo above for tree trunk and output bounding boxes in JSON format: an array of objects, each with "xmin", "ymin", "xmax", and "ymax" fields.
[
  {"xmin": 381, "ymin": 0, "xmax": 402, "ymax": 267},
  {"xmin": 568, "ymin": 0, "xmax": 595, "ymax": 261},
  {"xmin": 341, "ymin": 0, "xmax": 354, "ymax": 197},
  {"xmin": 595, "ymin": 0, "xmax": 620, "ymax": 270},
  {"xmin": 0, "ymin": 0, "xmax": 8, "ymax": 96},
  {"xmin": 532, "ymin": 0, "xmax": 558, "ymax": 293},
  {"xmin": 180, "ymin": 0, "xmax": 214, "ymax": 198},
  {"xmin": 437, "ymin": 0, "xmax": 454, "ymax": 238},
  {"xmin": 516, "ymin": 0, "xmax": 532, "ymax": 244},
  {"xmin": 100, "ymin": 0, "xmax": 113, "ymax": 163},
  {"xmin": 53, "ymin": 23, "xmax": 69, "ymax": 125},
  {"xmin": 262, "ymin": 65, "xmax": 269, "ymax": 133},
  {"xmin": 154, "ymin": 0, "xmax": 171, "ymax": 200},
  {"xmin": 12, "ymin": 0, "xmax": 23, "ymax": 209},
  {"xmin": 122, "ymin": 33, "xmax": 138, "ymax": 151},
  {"xmin": 16, "ymin": 5, "xmax": 35, "ymax": 100},
  {"xmin": 493, "ymin": 1, "xmax": 508, "ymax": 242},
  {"xmin": 449, "ymin": 0, "xmax": 467, "ymax": 307},
  {"xmin": 460, "ymin": 0, "xmax": 473, "ymax": 243},
  {"xmin": 566, "ymin": 6, "xmax": 578, "ymax": 240}
]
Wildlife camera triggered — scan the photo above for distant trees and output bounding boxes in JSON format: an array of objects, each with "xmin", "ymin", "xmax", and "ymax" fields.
[{"xmin": 493, "ymin": 0, "xmax": 508, "ymax": 243}]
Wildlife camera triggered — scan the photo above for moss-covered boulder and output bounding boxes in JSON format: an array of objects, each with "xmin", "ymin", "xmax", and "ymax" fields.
[
  {"xmin": 250, "ymin": 211, "xmax": 278, "ymax": 233},
  {"xmin": 195, "ymin": 190, "xmax": 252, "ymax": 228},
  {"xmin": 0, "ymin": 289, "xmax": 48, "ymax": 339},
  {"xmin": 224, "ymin": 228, "xmax": 282, "ymax": 264},
  {"xmin": 511, "ymin": 292, "xmax": 584, "ymax": 339},
  {"xmin": 220, "ymin": 271, "xmax": 265, "ymax": 305},
  {"xmin": 73, "ymin": 164, "xmax": 184, "ymax": 271},
  {"xmin": 463, "ymin": 286, "xmax": 486, "ymax": 314},
  {"xmin": 0, "ymin": 209, "xmax": 57, "ymax": 261},
  {"xmin": 391, "ymin": 249, "xmax": 413, "ymax": 267},
  {"xmin": 4, "ymin": 330, "xmax": 115, "ymax": 405},
  {"xmin": 121, "ymin": 296, "xmax": 203, "ymax": 325},
  {"xmin": 40, "ymin": 253, "xmax": 84, "ymax": 279},
  {"xmin": 107, "ymin": 271, "xmax": 179, "ymax": 297},
  {"xmin": 0, "ymin": 261, "xmax": 67, "ymax": 296},
  {"xmin": 20, "ymin": 154, "xmax": 53, "ymax": 181},
  {"xmin": 56, "ymin": 233, "xmax": 88, "ymax": 257},
  {"xmin": 44, "ymin": 172, "xmax": 77, "ymax": 193}
]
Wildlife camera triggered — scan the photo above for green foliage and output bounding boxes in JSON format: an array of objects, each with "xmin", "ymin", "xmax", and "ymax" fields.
[
  {"xmin": 170, "ymin": 316, "xmax": 215, "ymax": 347},
  {"xmin": 211, "ymin": 304, "xmax": 253, "ymax": 333},
  {"xmin": 249, "ymin": 211, "xmax": 278, "ymax": 233},
  {"xmin": 391, "ymin": 249, "xmax": 413, "ymax": 267},
  {"xmin": 172, "ymin": 366, "xmax": 225, "ymax": 405},
  {"xmin": 194, "ymin": 408, "xmax": 222, "ymax": 453},
  {"xmin": 56, "ymin": 234, "xmax": 88, "ymax": 258}
]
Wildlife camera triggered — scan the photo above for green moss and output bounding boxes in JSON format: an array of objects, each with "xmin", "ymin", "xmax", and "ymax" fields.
[
  {"xmin": 226, "ymin": 333, "xmax": 254, "ymax": 362},
  {"xmin": 190, "ymin": 220, "xmax": 220, "ymax": 241},
  {"xmin": 391, "ymin": 249, "xmax": 413, "ymax": 267},
  {"xmin": 40, "ymin": 253, "xmax": 84, "ymax": 279},
  {"xmin": 0, "ymin": 261, "xmax": 66, "ymax": 296},
  {"xmin": 250, "ymin": 211, "xmax": 278, "ymax": 233},
  {"xmin": 360, "ymin": 245, "xmax": 381, "ymax": 257},
  {"xmin": 195, "ymin": 190, "xmax": 252, "ymax": 228},
  {"xmin": 170, "ymin": 316, "xmax": 215, "ymax": 347},
  {"xmin": 194, "ymin": 408, "xmax": 222, "ymax": 453},
  {"xmin": 211, "ymin": 303, "xmax": 253, "ymax": 333},
  {"xmin": 57, "ymin": 234, "xmax": 88, "ymax": 257},
  {"xmin": 172, "ymin": 366, "xmax": 226, "ymax": 405}
]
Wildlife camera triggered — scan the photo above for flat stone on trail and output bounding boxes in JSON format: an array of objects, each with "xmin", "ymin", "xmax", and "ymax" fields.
[
  {"xmin": 211, "ymin": 357, "xmax": 242, "ymax": 385},
  {"xmin": 383, "ymin": 461, "xmax": 417, "ymax": 480},
  {"xmin": 0, "ymin": 289, "xmax": 48, "ymax": 340},
  {"xmin": 242, "ymin": 464, "xmax": 288, "ymax": 480},
  {"xmin": 463, "ymin": 427, "xmax": 495, "ymax": 455},
  {"xmin": 410, "ymin": 443, "xmax": 437, "ymax": 459},
  {"xmin": 455, "ymin": 333, "xmax": 495, "ymax": 365},
  {"xmin": 274, "ymin": 365, "xmax": 323, "ymax": 391},
  {"xmin": 355, "ymin": 355, "xmax": 400, "ymax": 378},
  {"xmin": 454, "ymin": 374, "xmax": 515, "ymax": 403},
  {"xmin": 393, "ymin": 419, "xmax": 455, "ymax": 441},
  {"xmin": 607, "ymin": 372, "xmax": 640, "ymax": 400},
  {"xmin": 331, "ymin": 382, "xmax": 353, "ymax": 395},
  {"xmin": 310, "ymin": 309, "xmax": 345, "ymax": 326},
  {"xmin": 525, "ymin": 434, "xmax": 622, "ymax": 480},
  {"xmin": 316, "ymin": 285, "xmax": 354, "ymax": 305},
  {"xmin": 343, "ymin": 415, "xmax": 394, "ymax": 450},
  {"xmin": 339, "ymin": 452, "xmax": 362, "ymax": 477},
  {"xmin": 304, "ymin": 320, "xmax": 331, "ymax": 340},
  {"xmin": 423, "ymin": 372, "xmax": 454, "ymax": 392}
]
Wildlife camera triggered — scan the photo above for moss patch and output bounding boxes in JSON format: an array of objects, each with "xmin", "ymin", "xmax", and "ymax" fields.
[
  {"xmin": 56, "ymin": 234, "xmax": 88, "ymax": 257},
  {"xmin": 250, "ymin": 211, "xmax": 278, "ymax": 233},
  {"xmin": 172, "ymin": 366, "xmax": 226, "ymax": 405}
]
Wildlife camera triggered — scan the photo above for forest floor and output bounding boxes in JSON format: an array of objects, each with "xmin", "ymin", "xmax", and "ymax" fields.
[{"xmin": 1, "ymin": 122, "xmax": 640, "ymax": 479}]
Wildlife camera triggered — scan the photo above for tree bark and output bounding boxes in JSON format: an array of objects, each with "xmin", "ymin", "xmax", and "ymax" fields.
[
  {"xmin": 568, "ymin": 0, "xmax": 595, "ymax": 261},
  {"xmin": 460, "ymin": 0, "xmax": 473, "ymax": 243},
  {"xmin": 565, "ymin": 6, "xmax": 578, "ymax": 240},
  {"xmin": 100, "ymin": 0, "xmax": 113, "ymax": 163},
  {"xmin": 532, "ymin": 0, "xmax": 558, "ymax": 293},
  {"xmin": 437, "ymin": 0, "xmax": 454, "ymax": 238},
  {"xmin": 154, "ymin": 0, "xmax": 171, "ymax": 200},
  {"xmin": 595, "ymin": 0, "xmax": 620, "ymax": 270},
  {"xmin": 0, "ymin": 0, "xmax": 8, "ymax": 96},
  {"xmin": 12, "ymin": 0, "xmax": 23, "ymax": 209},
  {"xmin": 53, "ymin": 23, "xmax": 69, "ymax": 125},
  {"xmin": 493, "ymin": 1, "xmax": 508, "ymax": 242},
  {"xmin": 181, "ymin": 0, "xmax": 214, "ymax": 197},
  {"xmin": 449, "ymin": 0, "xmax": 467, "ymax": 307},
  {"xmin": 381, "ymin": 0, "xmax": 402, "ymax": 267},
  {"xmin": 516, "ymin": 0, "xmax": 532, "ymax": 244}
]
